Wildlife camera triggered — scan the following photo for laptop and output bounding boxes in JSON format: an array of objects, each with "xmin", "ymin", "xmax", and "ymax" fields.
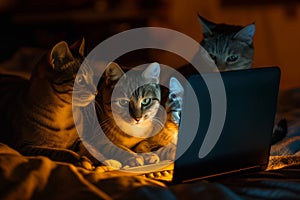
[{"xmin": 120, "ymin": 66, "xmax": 281, "ymax": 184}]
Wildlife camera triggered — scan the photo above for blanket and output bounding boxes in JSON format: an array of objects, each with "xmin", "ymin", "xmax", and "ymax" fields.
[
  {"xmin": 1, "ymin": 142, "xmax": 300, "ymax": 200},
  {"xmin": 268, "ymin": 88, "xmax": 300, "ymax": 170}
]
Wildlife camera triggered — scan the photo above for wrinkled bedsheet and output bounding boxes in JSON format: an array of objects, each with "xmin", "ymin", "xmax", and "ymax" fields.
[
  {"xmin": 1, "ymin": 142, "xmax": 300, "ymax": 200},
  {"xmin": 0, "ymin": 89, "xmax": 300, "ymax": 200},
  {"xmin": 268, "ymin": 88, "xmax": 300, "ymax": 170}
]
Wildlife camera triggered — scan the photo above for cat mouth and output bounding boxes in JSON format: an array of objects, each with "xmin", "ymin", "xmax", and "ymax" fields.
[
  {"xmin": 126, "ymin": 119, "xmax": 144, "ymax": 126},
  {"xmin": 130, "ymin": 120, "xmax": 142, "ymax": 125},
  {"xmin": 132, "ymin": 119, "xmax": 152, "ymax": 126}
]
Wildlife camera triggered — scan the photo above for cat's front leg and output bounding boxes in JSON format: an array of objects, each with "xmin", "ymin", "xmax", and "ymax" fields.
[
  {"xmin": 108, "ymin": 144, "xmax": 145, "ymax": 167},
  {"xmin": 81, "ymin": 137, "xmax": 146, "ymax": 168},
  {"xmin": 133, "ymin": 140, "xmax": 151, "ymax": 152},
  {"xmin": 123, "ymin": 154, "xmax": 144, "ymax": 167},
  {"xmin": 135, "ymin": 140, "xmax": 176, "ymax": 162},
  {"xmin": 133, "ymin": 141, "xmax": 160, "ymax": 164},
  {"xmin": 116, "ymin": 149, "xmax": 159, "ymax": 167},
  {"xmin": 141, "ymin": 152, "xmax": 160, "ymax": 164},
  {"xmin": 75, "ymin": 140, "xmax": 123, "ymax": 169}
]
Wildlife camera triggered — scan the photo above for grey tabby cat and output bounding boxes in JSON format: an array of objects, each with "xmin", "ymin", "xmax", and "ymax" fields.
[
  {"xmin": 0, "ymin": 39, "xmax": 98, "ymax": 167},
  {"xmin": 88, "ymin": 62, "xmax": 182, "ymax": 168},
  {"xmin": 199, "ymin": 16, "xmax": 288, "ymax": 143},
  {"xmin": 199, "ymin": 15, "xmax": 255, "ymax": 71}
]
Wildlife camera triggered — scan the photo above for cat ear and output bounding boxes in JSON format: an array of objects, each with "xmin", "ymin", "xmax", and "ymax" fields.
[
  {"xmin": 198, "ymin": 15, "xmax": 215, "ymax": 36},
  {"xmin": 142, "ymin": 62, "xmax": 160, "ymax": 84},
  {"xmin": 70, "ymin": 37, "xmax": 86, "ymax": 57},
  {"xmin": 233, "ymin": 24, "xmax": 255, "ymax": 45},
  {"xmin": 104, "ymin": 62, "xmax": 124, "ymax": 84},
  {"xmin": 50, "ymin": 41, "xmax": 74, "ymax": 70},
  {"xmin": 169, "ymin": 77, "xmax": 184, "ymax": 98}
]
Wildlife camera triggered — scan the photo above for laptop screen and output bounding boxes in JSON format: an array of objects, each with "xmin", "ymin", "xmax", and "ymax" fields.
[{"xmin": 173, "ymin": 67, "xmax": 281, "ymax": 183}]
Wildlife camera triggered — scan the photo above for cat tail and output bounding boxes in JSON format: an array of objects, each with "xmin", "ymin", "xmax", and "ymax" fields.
[{"xmin": 271, "ymin": 118, "xmax": 287, "ymax": 145}]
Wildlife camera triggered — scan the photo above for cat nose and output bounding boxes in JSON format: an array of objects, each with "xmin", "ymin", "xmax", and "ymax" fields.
[
  {"xmin": 94, "ymin": 90, "xmax": 98, "ymax": 96},
  {"xmin": 134, "ymin": 117, "xmax": 142, "ymax": 122}
]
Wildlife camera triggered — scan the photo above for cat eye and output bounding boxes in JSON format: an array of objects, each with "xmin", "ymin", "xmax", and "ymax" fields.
[
  {"xmin": 76, "ymin": 75, "xmax": 85, "ymax": 85},
  {"xmin": 226, "ymin": 55, "xmax": 239, "ymax": 63},
  {"xmin": 119, "ymin": 99, "xmax": 129, "ymax": 107},
  {"xmin": 170, "ymin": 93, "xmax": 177, "ymax": 99},
  {"xmin": 141, "ymin": 98, "xmax": 151, "ymax": 107}
]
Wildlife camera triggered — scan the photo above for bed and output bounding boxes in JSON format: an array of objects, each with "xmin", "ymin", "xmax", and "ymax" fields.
[{"xmin": 1, "ymin": 48, "xmax": 300, "ymax": 200}]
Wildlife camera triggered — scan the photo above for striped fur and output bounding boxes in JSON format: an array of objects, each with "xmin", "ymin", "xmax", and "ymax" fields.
[
  {"xmin": 199, "ymin": 15, "xmax": 255, "ymax": 71},
  {"xmin": 134, "ymin": 77, "xmax": 184, "ymax": 161},
  {"xmin": 87, "ymin": 62, "xmax": 183, "ymax": 168},
  {"xmin": 0, "ymin": 39, "xmax": 98, "ymax": 167}
]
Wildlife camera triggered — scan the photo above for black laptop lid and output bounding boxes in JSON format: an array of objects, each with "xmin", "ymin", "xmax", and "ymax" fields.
[{"xmin": 173, "ymin": 67, "xmax": 281, "ymax": 183}]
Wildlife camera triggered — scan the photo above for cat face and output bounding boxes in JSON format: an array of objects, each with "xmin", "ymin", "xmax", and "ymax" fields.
[
  {"xmin": 198, "ymin": 15, "xmax": 255, "ymax": 71},
  {"xmin": 168, "ymin": 77, "xmax": 184, "ymax": 125},
  {"xmin": 72, "ymin": 61, "xmax": 97, "ymax": 107},
  {"xmin": 43, "ymin": 39, "xmax": 97, "ymax": 107},
  {"xmin": 101, "ymin": 62, "xmax": 161, "ymax": 132}
]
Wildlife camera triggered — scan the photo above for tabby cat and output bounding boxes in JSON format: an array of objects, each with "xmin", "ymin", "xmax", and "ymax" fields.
[
  {"xmin": 0, "ymin": 39, "xmax": 98, "ymax": 167},
  {"xmin": 87, "ymin": 62, "xmax": 182, "ymax": 168},
  {"xmin": 199, "ymin": 15, "xmax": 255, "ymax": 71},
  {"xmin": 179, "ymin": 15, "xmax": 287, "ymax": 144}
]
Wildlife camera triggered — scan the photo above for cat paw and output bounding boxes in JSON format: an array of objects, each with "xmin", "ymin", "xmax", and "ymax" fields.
[
  {"xmin": 80, "ymin": 156, "xmax": 94, "ymax": 170},
  {"xmin": 123, "ymin": 155, "xmax": 144, "ymax": 167},
  {"xmin": 95, "ymin": 165, "xmax": 118, "ymax": 173},
  {"xmin": 102, "ymin": 159, "xmax": 122, "ymax": 169},
  {"xmin": 142, "ymin": 152, "xmax": 160, "ymax": 164}
]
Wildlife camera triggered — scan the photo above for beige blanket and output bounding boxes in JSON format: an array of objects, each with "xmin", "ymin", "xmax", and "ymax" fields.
[
  {"xmin": 0, "ymin": 143, "xmax": 169, "ymax": 199},
  {"xmin": 2, "ymin": 142, "xmax": 300, "ymax": 200}
]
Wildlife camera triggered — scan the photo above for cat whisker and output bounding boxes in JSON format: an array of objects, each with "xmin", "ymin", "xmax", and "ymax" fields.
[
  {"xmin": 99, "ymin": 118, "xmax": 114, "ymax": 128},
  {"xmin": 95, "ymin": 101, "xmax": 103, "ymax": 114}
]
